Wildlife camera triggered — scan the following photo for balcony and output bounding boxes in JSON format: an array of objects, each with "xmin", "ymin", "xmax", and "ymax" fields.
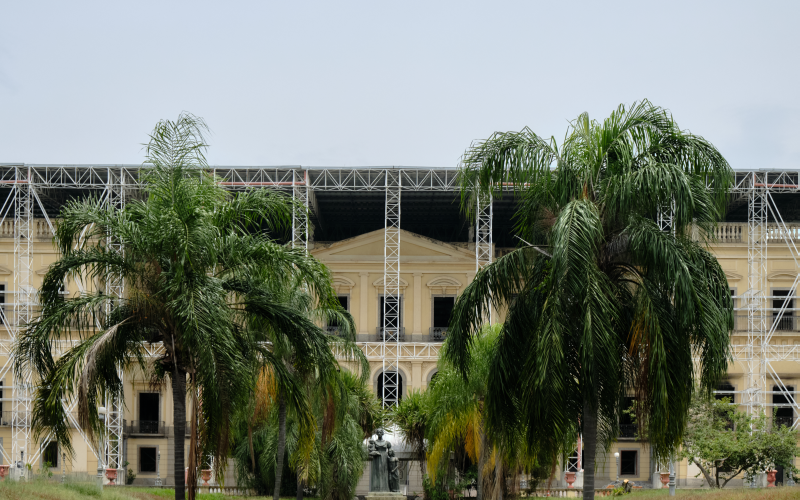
[
  {"xmin": 429, "ymin": 327, "xmax": 448, "ymax": 342},
  {"xmin": 126, "ymin": 420, "xmax": 165, "ymax": 436},
  {"xmin": 375, "ymin": 327, "xmax": 405, "ymax": 342},
  {"xmin": 711, "ymin": 222, "xmax": 800, "ymax": 244},
  {"xmin": 619, "ymin": 424, "xmax": 637, "ymax": 439},
  {"xmin": 734, "ymin": 315, "xmax": 799, "ymax": 332}
]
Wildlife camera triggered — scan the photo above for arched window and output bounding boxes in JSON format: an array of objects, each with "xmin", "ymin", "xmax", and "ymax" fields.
[{"xmin": 377, "ymin": 371, "xmax": 403, "ymax": 406}]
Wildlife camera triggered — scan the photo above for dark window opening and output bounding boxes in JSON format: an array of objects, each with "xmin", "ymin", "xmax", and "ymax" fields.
[
  {"xmin": 773, "ymin": 291, "xmax": 794, "ymax": 331},
  {"xmin": 140, "ymin": 447, "xmax": 157, "ymax": 473},
  {"xmin": 328, "ymin": 296, "xmax": 349, "ymax": 329},
  {"xmin": 773, "ymin": 385, "xmax": 794, "ymax": 428},
  {"xmin": 43, "ymin": 441, "xmax": 58, "ymax": 467},
  {"xmin": 139, "ymin": 393, "xmax": 160, "ymax": 434},
  {"xmin": 619, "ymin": 397, "xmax": 636, "ymax": 438},
  {"xmin": 0, "ymin": 283, "xmax": 5, "ymax": 313},
  {"xmin": 715, "ymin": 382, "xmax": 735, "ymax": 403},
  {"xmin": 620, "ymin": 450, "xmax": 637, "ymax": 476},
  {"xmin": 377, "ymin": 371, "xmax": 403, "ymax": 405},
  {"xmin": 379, "ymin": 297, "xmax": 402, "ymax": 328},
  {"xmin": 432, "ymin": 297, "xmax": 454, "ymax": 328}
]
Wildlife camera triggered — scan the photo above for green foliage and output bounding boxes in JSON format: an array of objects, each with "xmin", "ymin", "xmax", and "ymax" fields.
[
  {"xmin": 449, "ymin": 101, "xmax": 734, "ymax": 496},
  {"xmin": 389, "ymin": 389, "xmax": 430, "ymax": 471},
  {"xmin": 680, "ymin": 394, "xmax": 800, "ymax": 488},
  {"xmin": 64, "ymin": 481, "xmax": 103, "ymax": 497},
  {"xmin": 232, "ymin": 370, "xmax": 380, "ymax": 500},
  {"xmin": 14, "ymin": 113, "xmax": 346, "ymax": 500},
  {"xmin": 123, "ymin": 460, "xmax": 136, "ymax": 485}
]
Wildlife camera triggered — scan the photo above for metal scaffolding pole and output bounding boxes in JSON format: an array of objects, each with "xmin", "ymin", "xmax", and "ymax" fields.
[
  {"xmin": 12, "ymin": 165, "xmax": 33, "ymax": 476},
  {"xmin": 381, "ymin": 170, "xmax": 401, "ymax": 407},
  {"xmin": 292, "ymin": 170, "xmax": 309, "ymax": 250},
  {"xmin": 103, "ymin": 167, "xmax": 125, "ymax": 473},
  {"xmin": 746, "ymin": 172, "xmax": 768, "ymax": 415},
  {"xmin": 475, "ymin": 193, "xmax": 492, "ymax": 271}
]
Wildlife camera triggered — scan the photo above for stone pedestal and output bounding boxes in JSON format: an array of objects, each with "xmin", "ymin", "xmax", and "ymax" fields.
[{"xmin": 366, "ymin": 492, "xmax": 406, "ymax": 500}]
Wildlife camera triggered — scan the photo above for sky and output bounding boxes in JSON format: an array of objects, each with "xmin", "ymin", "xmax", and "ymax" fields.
[{"xmin": 1, "ymin": 1, "xmax": 799, "ymax": 170}]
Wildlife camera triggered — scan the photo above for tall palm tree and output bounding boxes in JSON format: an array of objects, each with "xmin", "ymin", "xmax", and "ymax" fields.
[
  {"xmin": 448, "ymin": 101, "xmax": 734, "ymax": 499},
  {"xmin": 14, "ymin": 113, "xmax": 340, "ymax": 500}
]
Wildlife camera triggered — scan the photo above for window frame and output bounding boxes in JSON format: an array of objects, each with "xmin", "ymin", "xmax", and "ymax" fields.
[
  {"xmin": 137, "ymin": 391, "xmax": 161, "ymax": 430},
  {"xmin": 619, "ymin": 449, "xmax": 638, "ymax": 477},
  {"xmin": 138, "ymin": 445, "xmax": 159, "ymax": 474},
  {"xmin": 378, "ymin": 295, "xmax": 404, "ymax": 329},
  {"xmin": 430, "ymin": 294, "xmax": 456, "ymax": 329},
  {"xmin": 42, "ymin": 441, "xmax": 59, "ymax": 468},
  {"xmin": 771, "ymin": 288, "xmax": 795, "ymax": 332}
]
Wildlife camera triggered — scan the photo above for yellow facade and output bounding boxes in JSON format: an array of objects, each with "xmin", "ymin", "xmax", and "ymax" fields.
[{"xmin": 0, "ymin": 218, "xmax": 798, "ymax": 488}]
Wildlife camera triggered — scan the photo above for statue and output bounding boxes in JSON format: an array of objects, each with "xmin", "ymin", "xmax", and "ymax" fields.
[
  {"xmin": 368, "ymin": 429, "xmax": 392, "ymax": 492},
  {"xmin": 388, "ymin": 449, "xmax": 400, "ymax": 492}
]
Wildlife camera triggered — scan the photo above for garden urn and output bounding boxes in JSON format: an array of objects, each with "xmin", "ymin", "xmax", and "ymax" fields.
[
  {"xmin": 767, "ymin": 469, "xmax": 777, "ymax": 487},
  {"xmin": 565, "ymin": 471, "xmax": 576, "ymax": 488},
  {"xmin": 0, "ymin": 465, "xmax": 8, "ymax": 481},
  {"xmin": 659, "ymin": 472, "xmax": 670, "ymax": 488},
  {"xmin": 105, "ymin": 468, "xmax": 117, "ymax": 485},
  {"xmin": 201, "ymin": 469, "xmax": 212, "ymax": 486}
]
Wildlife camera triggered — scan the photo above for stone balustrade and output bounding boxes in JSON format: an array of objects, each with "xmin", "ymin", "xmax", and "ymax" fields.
[
  {"xmin": 710, "ymin": 222, "xmax": 800, "ymax": 244},
  {"xmin": 0, "ymin": 219, "xmax": 55, "ymax": 238}
]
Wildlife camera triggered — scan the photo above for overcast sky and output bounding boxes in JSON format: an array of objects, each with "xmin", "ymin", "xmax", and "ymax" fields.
[{"xmin": 1, "ymin": 1, "xmax": 798, "ymax": 170}]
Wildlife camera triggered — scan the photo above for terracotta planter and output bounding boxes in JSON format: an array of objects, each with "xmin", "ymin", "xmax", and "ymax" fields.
[
  {"xmin": 0, "ymin": 465, "xmax": 9, "ymax": 481},
  {"xmin": 565, "ymin": 471, "xmax": 576, "ymax": 488},
  {"xmin": 201, "ymin": 469, "xmax": 212, "ymax": 486},
  {"xmin": 659, "ymin": 472, "xmax": 670, "ymax": 488},
  {"xmin": 767, "ymin": 469, "xmax": 777, "ymax": 488},
  {"xmin": 105, "ymin": 468, "xmax": 117, "ymax": 485}
]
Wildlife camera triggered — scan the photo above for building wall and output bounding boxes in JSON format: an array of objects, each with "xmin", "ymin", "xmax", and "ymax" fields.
[{"xmin": 1, "ymin": 221, "xmax": 799, "ymax": 488}]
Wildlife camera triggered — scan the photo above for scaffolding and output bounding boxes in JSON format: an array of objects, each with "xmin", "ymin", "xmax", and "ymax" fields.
[
  {"xmin": 0, "ymin": 163, "xmax": 799, "ymax": 471},
  {"xmin": 381, "ymin": 170, "xmax": 402, "ymax": 407}
]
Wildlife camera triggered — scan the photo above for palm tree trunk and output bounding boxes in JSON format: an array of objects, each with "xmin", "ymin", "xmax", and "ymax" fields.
[
  {"xmin": 477, "ymin": 423, "xmax": 488, "ymax": 500},
  {"xmin": 273, "ymin": 393, "xmax": 288, "ymax": 500},
  {"xmin": 171, "ymin": 369, "xmax": 187, "ymax": 500},
  {"xmin": 296, "ymin": 473, "xmax": 304, "ymax": 500},
  {"xmin": 582, "ymin": 396, "xmax": 597, "ymax": 500},
  {"xmin": 188, "ymin": 385, "xmax": 199, "ymax": 500}
]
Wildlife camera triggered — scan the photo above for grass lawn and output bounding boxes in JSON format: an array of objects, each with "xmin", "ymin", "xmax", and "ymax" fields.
[
  {"xmin": 0, "ymin": 481, "xmax": 292, "ymax": 500},
  {"xmin": 627, "ymin": 488, "xmax": 800, "ymax": 499}
]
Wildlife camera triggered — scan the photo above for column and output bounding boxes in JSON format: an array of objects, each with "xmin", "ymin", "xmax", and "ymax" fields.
[
  {"xmin": 411, "ymin": 362, "xmax": 423, "ymax": 391},
  {"xmin": 413, "ymin": 273, "xmax": 422, "ymax": 338},
  {"xmin": 359, "ymin": 272, "xmax": 369, "ymax": 335}
]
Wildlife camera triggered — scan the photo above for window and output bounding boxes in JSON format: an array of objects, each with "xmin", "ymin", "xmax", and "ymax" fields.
[
  {"xmin": 43, "ymin": 441, "xmax": 58, "ymax": 467},
  {"xmin": 140, "ymin": 447, "xmax": 157, "ymax": 473},
  {"xmin": 432, "ymin": 297, "xmax": 454, "ymax": 328},
  {"xmin": 327, "ymin": 296, "xmax": 349, "ymax": 333},
  {"xmin": 715, "ymin": 382, "xmax": 735, "ymax": 403},
  {"xmin": 0, "ymin": 380, "xmax": 3, "ymax": 416},
  {"xmin": 0, "ymin": 283, "xmax": 5, "ymax": 314},
  {"xmin": 773, "ymin": 385, "xmax": 794, "ymax": 428},
  {"xmin": 139, "ymin": 393, "xmax": 160, "ymax": 434},
  {"xmin": 377, "ymin": 371, "xmax": 403, "ymax": 405},
  {"xmin": 379, "ymin": 297, "xmax": 402, "ymax": 328},
  {"xmin": 773, "ymin": 290, "xmax": 794, "ymax": 331},
  {"xmin": 619, "ymin": 397, "xmax": 636, "ymax": 438},
  {"xmin": 620, "ymin": 450, "xmax": 637, "ymax": 476}
]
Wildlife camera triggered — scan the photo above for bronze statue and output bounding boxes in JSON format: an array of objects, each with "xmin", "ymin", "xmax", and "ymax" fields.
[
  {"xmin": 368, "ymin": 429, "xmax": 392, "ymax": 492},
  {"xmin": 388, "ymin": 449, "xmax": 400, "ymax": 492}
]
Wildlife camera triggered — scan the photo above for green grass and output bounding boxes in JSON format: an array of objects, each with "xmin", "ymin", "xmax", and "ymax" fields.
[
  {"xmin": 627, "ymin": 488, "xmax": 800, "ymax": 499},
  {"xmin": 0, "ymin": 480, "xmax": 294, "ymax": 500}
]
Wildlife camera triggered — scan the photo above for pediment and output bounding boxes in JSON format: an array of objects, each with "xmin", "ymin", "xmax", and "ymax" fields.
[
  {"xmin": 0, "ymin": 265, "xmax": 11, "ymax": 276},
  {"xmin": 724, "ymin": 271, "xmax": 743, "ymax": 281},
  {"xmin": 332, "ymin": 276, "xmax": 356, "ymax": 293},
  {"xmin": 372, "ymin": 277, "xmax": 410, "ymax": 291},
  {"xmin": 311, "ymin": 229, "xmax": 477, "ymax": 264},
  {"xmin": 768, "ymin": 271, "xmax": 798, "ymax": 281},
  {"xmin": 427, "ymin": 276, "xmax": 462, "ymax": 294}
]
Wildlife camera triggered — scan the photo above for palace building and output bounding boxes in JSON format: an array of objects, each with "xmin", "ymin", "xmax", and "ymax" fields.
[{"xmin": 0, "ymin": 164, "xmax": 797, "ymax": 489}]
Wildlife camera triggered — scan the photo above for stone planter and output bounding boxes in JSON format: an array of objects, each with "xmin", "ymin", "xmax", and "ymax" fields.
[
  {"xmin": 565, "ymin": 471, "xmax": 576, "ymax": 488},
  {"xmin": 201, "ymin": 469, "xmax": 212, "ymax": 486},
  {"xmin": 659, "ymin": 473, "xmax": 670, "ymax": 488},
  {"xmin": 0, "ymin": 465, "xmax": 9, "ymax": 481},
  {"xmin": 767, "ymin": 469, "xmax": 777, "ymax": 488},
  {"xmin": 105, "ymin": 468, "xmax": 117, "ymax": 485}
]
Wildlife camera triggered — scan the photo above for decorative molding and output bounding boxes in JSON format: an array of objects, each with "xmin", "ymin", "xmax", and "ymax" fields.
[
  {"xmin": 426, "ymin": 276, "xmax": 462, "ymax": 294},
  {"xmin": 0, "ymin": 265, "xmax": 11, "ymax": 276},
  {"xmin": 332, "ymin": 276, "xmax": 356, "ymax": 293},
  {"xmin": 768, "ymin": 271, "xmax": 798, "ymax": 281},
  {"xmin": 372, "ymin": 276, "xmax": 409, "ymax": 293},
  {"xmin": 724, "ymin": 271, "xmax": 743, "ymax": 281}
]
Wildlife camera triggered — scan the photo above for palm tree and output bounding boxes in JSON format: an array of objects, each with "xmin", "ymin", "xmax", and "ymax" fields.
[
  {"xmin": 428, "ymin": 324, "xmax": 535, "ymax": 500},
  {"xmin": 389, "ymin": 389, "xmax": 429, "ymax": 476},
  {"xmin": 14, "ymin": 113, "xmax": 341, "ymax": 500},
  {"xmin": 448, "ymin": 101, "xmax": 734, "ymax": 499},
  {"xmin": 233, "ymin": 368, "xmax": 382, "ymax": 500}
]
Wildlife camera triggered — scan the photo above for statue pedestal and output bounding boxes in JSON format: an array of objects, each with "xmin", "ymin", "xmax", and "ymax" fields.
[{"xmin": 366, "ymin": 492, "xmax": 405, "ymax": 500}]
